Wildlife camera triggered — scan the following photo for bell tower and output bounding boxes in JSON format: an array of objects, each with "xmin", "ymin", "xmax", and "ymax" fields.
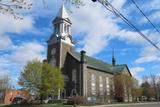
[
  {"xmin": 47, "ymin": 5, "xmax": 74, "ymax": 69},
  {"xmin": 53, "ymin": 5, "xmax": 73, "ymax": 44}
]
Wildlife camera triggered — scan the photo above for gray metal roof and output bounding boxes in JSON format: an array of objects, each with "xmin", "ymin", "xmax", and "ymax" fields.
[{"xmin": 69, "ymin": 51, "xmax": 127, "ymax": 74}]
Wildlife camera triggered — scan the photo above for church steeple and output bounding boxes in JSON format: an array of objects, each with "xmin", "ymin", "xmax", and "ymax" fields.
[
  {"xmin": 52, "ymin": 4, "xmax": 72, "ymax": 45},
  {"xmin": 57, "ymin": 5, "xmax": 69, "ymax": 19},
  {"xmin": 47, "ymin": 5, "xmax": 74, "ymax": 68},
  {"xmin": 112, "ymin": 49, "xmax": 116, "ymax": 66}
]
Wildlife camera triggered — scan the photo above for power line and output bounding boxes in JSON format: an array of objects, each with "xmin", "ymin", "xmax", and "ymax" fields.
[
  {"xmin": 131, "ymin": 0, "xmax": 160, "ymax": 34},
  {"xmin": 92, "ymin": 0, "xmax": 160, "ymax": 51}
]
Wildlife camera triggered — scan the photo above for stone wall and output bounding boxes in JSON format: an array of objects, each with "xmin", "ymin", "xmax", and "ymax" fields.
[{"xmin": 86, "ymin": 67, "xmax": 113, "ymax": 103}]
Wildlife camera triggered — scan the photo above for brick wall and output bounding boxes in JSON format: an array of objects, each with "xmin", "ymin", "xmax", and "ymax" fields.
[{"xmin": 4, "ymin": 90, "xmax": 29, "ymax": 104}]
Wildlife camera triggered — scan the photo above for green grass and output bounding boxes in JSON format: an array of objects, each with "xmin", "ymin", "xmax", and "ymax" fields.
[{"xmin": 1, "ymin": 104, "xmax": 73, "ymax": 107}]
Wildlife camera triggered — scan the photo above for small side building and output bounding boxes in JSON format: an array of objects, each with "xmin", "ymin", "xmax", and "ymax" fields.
[{"xmin": 0, "ymin": 89, "xmax": 29, "ymax": 104}]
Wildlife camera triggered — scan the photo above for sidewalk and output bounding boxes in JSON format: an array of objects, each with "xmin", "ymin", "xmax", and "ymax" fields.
[
  {"xmin": 0, "ymin": 104, "xmax": 6, "ymax": 107},
  {"xmin": 80, "ymin": 102, "xmax": 160, "ymax": 107}
]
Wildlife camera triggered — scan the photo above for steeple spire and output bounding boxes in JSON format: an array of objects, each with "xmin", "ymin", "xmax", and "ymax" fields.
[
  {"xmin": 112, "ymin": 49, "xmax": 116, "ymax": 66},
  {"xmin": 57, "ymin": 4, "xmax": 69, "ymax": 19}
]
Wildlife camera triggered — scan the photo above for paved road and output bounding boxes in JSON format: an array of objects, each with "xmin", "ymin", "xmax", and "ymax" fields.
[
  {"xmin": 105, "ymin": 103, "xmax": 160, "ymax": 107},
  {"xmin": 81, "ymin": 102, "xmax": 160, "ymax": 107}
]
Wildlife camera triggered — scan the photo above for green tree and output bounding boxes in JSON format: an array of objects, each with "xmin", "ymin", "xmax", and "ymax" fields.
[
  {"xmin": 40, "ymin": 62, "xmax": 64, "ymax": 98},
  {"xmin": 18, "ymin": 59, "xmax": 64, "ymax": 100},
  {"xmin": 114, "ymin": 74, "xmax": 133, "ymax": 102}
]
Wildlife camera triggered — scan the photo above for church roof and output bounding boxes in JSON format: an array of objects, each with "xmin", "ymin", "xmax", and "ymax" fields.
[
  {"xmin": 69, "ymin": 51, "xmax": 128, "ymax": 74},
  {"xmin": 57, "ymin": 5, "xmax": 69, "ymax": 19},
  {"xmin": 112, "ymin": 65, "xmax": 126, "ymax": 73},
  {"xmin": 113, "ymin": 64, "xmax": 132, "ymax": 76},
  {"xmin": 53, "ymin": 5, "xmax": 71, "ymax": 24}
]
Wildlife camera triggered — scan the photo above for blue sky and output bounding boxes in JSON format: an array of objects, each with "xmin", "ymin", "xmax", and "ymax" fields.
[{"xmin": 0, "ymin": 0, "xmax": 160, "ymax": 88}]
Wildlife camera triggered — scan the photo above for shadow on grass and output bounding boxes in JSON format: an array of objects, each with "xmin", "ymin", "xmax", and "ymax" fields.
[{"xmin": 1, "ymin": 104, "xmax": 73, "ymax": 107}]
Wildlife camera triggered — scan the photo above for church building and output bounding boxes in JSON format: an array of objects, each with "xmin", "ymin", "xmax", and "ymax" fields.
[{"xmin": 47, "ymin": 5, "xmax": 132, "ymax": 103}]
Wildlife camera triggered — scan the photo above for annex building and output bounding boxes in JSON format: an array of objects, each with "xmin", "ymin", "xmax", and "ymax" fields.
[{"xmin": 47, "ymin": 5, "xmax": 132, "ymax": 103}]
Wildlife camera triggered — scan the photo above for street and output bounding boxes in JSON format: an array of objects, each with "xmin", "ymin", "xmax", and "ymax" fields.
[
  {"xmin": 102, "ymin": 103, "xmax": 160, "ymax": 107},
  {"xmin": 80, "ymin": 102, "xmax": 160, "ymax": 107}
]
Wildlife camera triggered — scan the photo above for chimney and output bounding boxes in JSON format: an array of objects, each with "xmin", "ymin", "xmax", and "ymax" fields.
[{"xmin": 80, "ymin": 50, "xmax": 86, "ymax": 63}]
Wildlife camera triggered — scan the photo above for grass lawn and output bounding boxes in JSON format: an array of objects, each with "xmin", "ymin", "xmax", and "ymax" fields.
[{"xmin": 1, "ymin": 104, "xmax": 73, "ymax": 107}]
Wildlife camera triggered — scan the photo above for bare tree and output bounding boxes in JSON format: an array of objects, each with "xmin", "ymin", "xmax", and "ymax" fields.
[
  {"xmin": 0, "ymin": 75, "xmax": 11, "ymax": 90},
  {"xmin": 150, "ymin": 74, "xmax": 160, "ymax": 101},
  {"xmin": 0, "ymin": 0, "xmax": 32, "ymax": 19},
  {"xmin": 0, "ymin": 75, "xmax": 11, "ymax": 103},
  {"xmin": 0, "ymin": 0, "xmax": 83, "ymax": 19}
]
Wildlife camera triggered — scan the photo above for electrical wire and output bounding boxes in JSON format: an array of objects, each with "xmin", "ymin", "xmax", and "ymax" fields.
[
  {"xmin": 131, "ymin": 0, "xmax": 160, "ymax": 34},
  {"xmin": 93, "ymin": 0, "xmax": 160, "ymax": 51}
]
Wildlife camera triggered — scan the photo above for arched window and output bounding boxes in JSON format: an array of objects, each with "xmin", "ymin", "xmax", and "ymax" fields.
[
  {"xmin": 55, "ymin": 24, "xmax": 60, "ymax": 33},
  {"xmin": 72, "ymin": 69, "xmax": 77, "ymax": 83},
  {"xmin": 99, "ymin": 76, "xmax": 103, "ymax": 95},
  {"xmin": 91, "ymin": 74, "xmax": 96, "ymax": 95},
  {"xmin": 106, "ymin": 77, "xmax": 110, "ymax": 95},
  {"xmin": 67, "ymin": 25, "xmax": 70, "ymax": 34},
  {"xmin": 64, "ymin": 24, "xmax": 67, "ymax": 33},
  {"xmin": 50, "ymin": 57, "xmax": 56, "ymax": 66}
]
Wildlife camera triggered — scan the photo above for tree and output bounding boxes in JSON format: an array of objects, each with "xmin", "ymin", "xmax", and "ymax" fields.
[
  {"xmin": 114, "ymin": 74, "xmax": 124, "ymax": 102},
  {"xmin": 150, "ymin": 74, "xmax": 160, "ymax": 101},
  {"xmin": 131, "ymin": 79, "xmax": 143, "ymax": 102},
  {"xmin": 0, "ymin": 75, "xmax": 11, "ymax": 90},
  {"xmin": 0, "ymin": 0, "xmax": 83, "ymax": 19},
  {"xmin": 40, "ymin": 62, "xmax": 64, "ymax": 99},
  {"xmin": 0, "ymin": 75, "xmax": 11, "ymax": 103},
  {"xmin": 141, "ymin": 81, "xmax": 156, "ymax": 101},
  {"xmin": 18, "ymin": 59, "xmax": 64, "ymax": 101},
  {"xmin": 0, "ymin": 0, "xmax": 32, "ymax": 19},
  {"xmin": 114, "ymin": 74, "xmax": 133, "ymax": 102}
]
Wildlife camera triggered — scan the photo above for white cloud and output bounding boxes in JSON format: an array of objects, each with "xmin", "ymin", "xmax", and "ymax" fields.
[
  {"xmin": 0, "ymin": 14, "xmax": 34, "ymax": 34},
  {"xmin": 71, "ymin": 0, "xmax": 156, "ymax": 56},
  {"xmin": 0, "ymin": 41, "xmax": 46, "ymax": 88},
  {"xmin": 0, "ymin": 56, "xmax": 20, "ymax": 87},
  {"xmin": 130, "ymin": 67, "xmax": 145, "ymax": 84},
  {"xmin": 0, "ymin": 34, "xmax": 12, "ymax": 49},
  {"xmin": 134, "ymin": 41, "xmax": 160, "ymax": 64},
  {"xmin": 9, "ymin": 42, "xmax": 46, "ymax": 64},
  {"xmin": 110, "ymin": 0, "xmax": 126, "ymax": 11},
  {"xmin": 71, "ymin": 0, "xmax": 121, "ymax": 56},
  {"xmin": 118, "ymin": 30, "xmax": 146, "ymax": 45},
  {"xmin": 143, "ymin": 0, "xmax": 160, "ymax": 11},
  {"xmin": 135, "ymin": 55, "xmax": 160, "ymax": 64},
  {"xmin": 0, "ymin": 13, "xmax": 34, "ymax": 50},
  {"xmin": 149, "ymin": 11, "xmax": 160, "ymax": 23},
  {"xmin": 130, "ymin": 67, "xmax": 144, "ymax": 76}
]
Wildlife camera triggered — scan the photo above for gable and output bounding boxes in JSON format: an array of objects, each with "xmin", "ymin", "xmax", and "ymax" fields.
[{"xmin": 113, "ymin": 65, "xmax": 132, "ymax": 76}]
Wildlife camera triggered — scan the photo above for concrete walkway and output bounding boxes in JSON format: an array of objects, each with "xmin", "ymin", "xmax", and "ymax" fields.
[
  {"xmin": 0, "ymin": 104, "xmax": 6, "ymax": 107},
  {"xmin": 80, "ymin": 102, "xmax": 160, "ymax": 107}
]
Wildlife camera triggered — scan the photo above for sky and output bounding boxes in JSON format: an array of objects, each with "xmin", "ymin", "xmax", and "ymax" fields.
[{"xmin": 0, "ymin": 0, "xmax": 160, "ymax": 88}]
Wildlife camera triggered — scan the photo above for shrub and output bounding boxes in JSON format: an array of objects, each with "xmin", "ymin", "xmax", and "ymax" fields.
[{"xmin": 67, "ymin": 96, "xmax": 86, "ymax": 105}]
